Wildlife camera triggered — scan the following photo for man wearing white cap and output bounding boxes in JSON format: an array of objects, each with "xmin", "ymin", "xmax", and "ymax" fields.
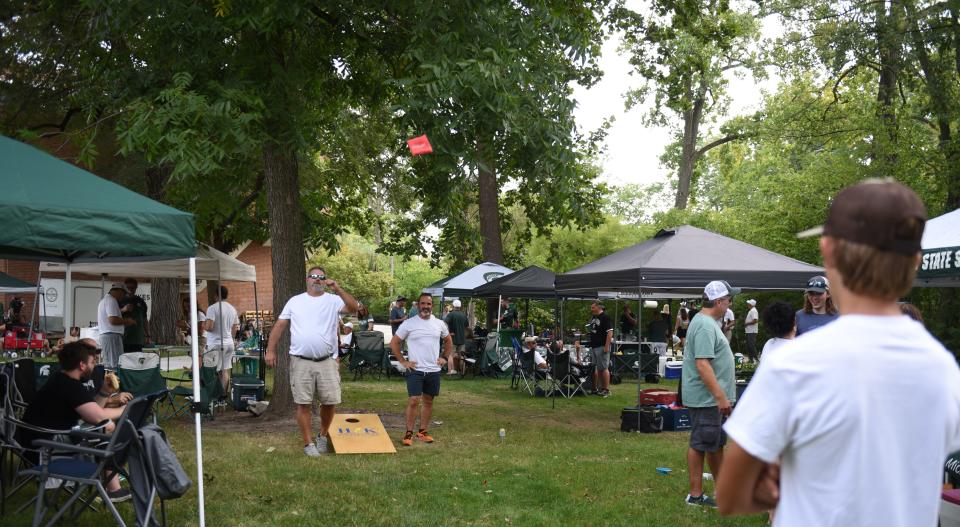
[
  {"xmin": 681, "ymin": 279, "xmax": 739, "ymax": 507},
  {"xmin": 97, "ymin": 283, "xmax": 134, "ymax": 369},
  {"xmin": 443, "ymin": 299, "xmax": 468, "ymax": 375},
  {"xmin": 743, "ymin": 299, "xmax": 759, "ymax": 362}
]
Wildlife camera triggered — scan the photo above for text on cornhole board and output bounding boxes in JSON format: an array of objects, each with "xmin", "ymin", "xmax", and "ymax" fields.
[{"xmin": 329, "ymin": 414, "xmax": 397, "ymax": 454}]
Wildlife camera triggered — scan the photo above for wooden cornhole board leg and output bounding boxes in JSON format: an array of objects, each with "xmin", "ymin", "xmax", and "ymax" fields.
[{"xmin": 329, "ymin": 413, "xmax": 397, "ymax": 454}]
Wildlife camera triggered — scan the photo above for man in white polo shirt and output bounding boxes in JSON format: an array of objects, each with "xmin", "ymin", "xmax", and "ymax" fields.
[
  {"xmin": 717, "ymin": 180, "xmax": 960, "ymax": 526},
  {"xmin": 266, "ymin": 266, "xmax": 358, "ymax": 457},
  {"xmin": 205, "ymin": 286, "xmax": 240, "ymax": 393},
  {"xmin": 390, "ymin": 293, "xmax": 453, "ymax": 447},
  {"xmin": 97, "ymin": 283, "xmax": 134, "ymax": 369}
]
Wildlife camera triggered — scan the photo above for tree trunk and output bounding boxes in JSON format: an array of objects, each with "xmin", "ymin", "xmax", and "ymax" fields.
[
  {"xmin": 873, "ymin": 0, "xmax": 902, "ymax": 172},
  {"xmin": 150, "ymin": 278, "xmax": 181, "ymax": 345},
  {"xmin": 143, "ymin": 164, "xmax": 181, "ymax": 346},
  {"xmin": 674, "ymin": 79, "xmax": 707, "ymax": 210},
  {"xmin": 477, "ymin": 139, "xmax": 504, "ymax": 328},
  {"xmin": 263, "ymin": 139, "xmax": 305, "ymax": 415}
]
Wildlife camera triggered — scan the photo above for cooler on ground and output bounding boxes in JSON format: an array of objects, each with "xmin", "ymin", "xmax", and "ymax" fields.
[
  {"xmin": 659, "ymin": 406, "xmax": 692, "ymax": 431},
  {"xmin": 664, "ymin": 360, "xmax": 683, "ymax": 379},
  {"xmin": 231, "ymin": 376, "xmax": 265, "ymax": 411},
  {"xmin": 639, "ymin": 388, "xmax": 677, "ymax": 406}
]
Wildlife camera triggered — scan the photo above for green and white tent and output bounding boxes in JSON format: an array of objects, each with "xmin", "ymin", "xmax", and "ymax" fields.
[
  {"xmin": 917, "ymin": 208, "xmax": 960, "ymax": 287},
  {"xmin": 0, "ymin": 136, "xmax": 211, "ymax": 526},
  {"xmin": 0, "ymin": 136, "xmax": 195, "ymax": 262}
]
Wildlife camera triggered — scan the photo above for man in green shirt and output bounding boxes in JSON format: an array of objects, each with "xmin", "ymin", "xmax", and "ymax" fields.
[
  {"xmin": 119, "ymin": 278, "xmax": 150, "ymax": 352},
  {"xmin": 443, "ymin": 300, "xmax": 469, "ymax": 375},
  {"xmin": 681, "ymin": 280, "xmax": 738, "ymax": 508}
]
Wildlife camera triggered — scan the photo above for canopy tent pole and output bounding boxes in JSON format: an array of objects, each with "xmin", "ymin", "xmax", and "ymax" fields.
[
  {"xmin": 254, "ymin": 283, "xmax": 264, "ymax": 383},
  {"xmin": 189, "ymin": 258, "xmax": 206, "ymax": 527},
  {"xmin": 636, "ymin": 281, "xmax": 643, "ymax": 432},
  {"xmin": 63, "ymin": 264, "xmax": 72, "ymax": 331},
  {"xmin": 525, "ymin": 299, "xmax": 530, "ymax": 335},
  {"xmin": 496, "ymin": 295, "xmax": 502, "ymax": 333}
]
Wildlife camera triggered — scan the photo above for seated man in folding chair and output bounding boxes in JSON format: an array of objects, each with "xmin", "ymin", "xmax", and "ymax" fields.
[
  {"xmin": 522, "ymin": 337, "xmax": 550, "ymax": 375},
  {"xmin": 18, "ymin": 339, "xmax": 133, "ymax": 502}
]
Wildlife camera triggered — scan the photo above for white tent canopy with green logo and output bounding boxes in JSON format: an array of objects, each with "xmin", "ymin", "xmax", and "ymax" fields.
[{"xmin": 918, "ymin": 208, "xmax": 960, "ymax": 287}]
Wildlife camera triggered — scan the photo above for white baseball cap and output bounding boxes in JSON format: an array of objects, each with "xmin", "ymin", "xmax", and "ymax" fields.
[
  {"xmin": 746, "ymin": 299, "xmax": 757, "ymax": 306},
  {"xmin": 344, "ymin": 322, "xmax": 353, "ymax": 328},
  {"xmin": 704, "ymin": 280, "xmax": 740, "ymax": 301},
  {"xmin": 452, "ymin": 299, "xmax": 462, "ymax": 308}
]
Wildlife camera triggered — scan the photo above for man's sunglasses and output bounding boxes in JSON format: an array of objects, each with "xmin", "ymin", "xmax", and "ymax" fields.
[{"xmin": 307, "ymin": 274, "xmax": 326, "ymax": 280}]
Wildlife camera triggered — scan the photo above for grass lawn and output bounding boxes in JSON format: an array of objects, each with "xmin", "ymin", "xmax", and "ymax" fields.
[{"xmin": 4, "ymin": 370, "xmax": 768, "ymax": 527}]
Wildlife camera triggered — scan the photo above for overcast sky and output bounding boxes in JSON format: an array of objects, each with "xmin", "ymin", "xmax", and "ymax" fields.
[{"xmin": 572, "ymin": 13, "xmax": 782, "ymax": 189}]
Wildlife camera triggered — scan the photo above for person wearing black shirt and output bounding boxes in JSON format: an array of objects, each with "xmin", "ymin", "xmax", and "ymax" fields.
[
  {"xmin": 587, "ymin": 301, "xmax": 613, "ymax": 396},
  {"xmin": 619, "ymin": 304, "xmax": 638, "ymax": 337},
  {"xmin": 19, "ymin": 339, "xmax": 133, "ymax": 502}
]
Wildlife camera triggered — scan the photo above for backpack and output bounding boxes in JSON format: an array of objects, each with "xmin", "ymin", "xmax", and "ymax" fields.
[{"xmin": 140, "ymin": 424, "xmax": 192, "ymax": 499}]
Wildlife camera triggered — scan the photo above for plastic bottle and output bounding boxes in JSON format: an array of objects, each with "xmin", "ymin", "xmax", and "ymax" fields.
[{"xmin": 498, "ymin": 428, "xmax": 505, "ymax": 444}]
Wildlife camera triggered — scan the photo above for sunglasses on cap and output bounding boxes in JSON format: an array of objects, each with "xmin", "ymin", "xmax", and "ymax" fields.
[{"xmin": 307, "ymin": 274, "xmax": 326, "ymax": 280}]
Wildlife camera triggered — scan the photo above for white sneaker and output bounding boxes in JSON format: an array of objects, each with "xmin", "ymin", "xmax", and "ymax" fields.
[
  {"xmin": 315, "ymin": 434, "xmax": 330, "ymax": 454},
  {"xmin": 303, "ymin": 444, "xmax": 321, "ymax": 457}
]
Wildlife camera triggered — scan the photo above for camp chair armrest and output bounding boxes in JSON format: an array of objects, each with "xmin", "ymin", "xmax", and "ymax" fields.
[
  {"xmin": 32, "ymin": 439, "xmax": 115, "ymax": 458},
  {"xmin": 3, "ymin": 415, "xmax": 78, "ymax": 436},
  {"xmin": 69, "ymin": 424, "xmax": 112, "ymax": 442}
]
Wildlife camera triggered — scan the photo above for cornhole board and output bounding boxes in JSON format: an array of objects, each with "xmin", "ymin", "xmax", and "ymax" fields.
[{"xmin": 329, "ymin": 413, "xmax": 397, "ymax": 454}]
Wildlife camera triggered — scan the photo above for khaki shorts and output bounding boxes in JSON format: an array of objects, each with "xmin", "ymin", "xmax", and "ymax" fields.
[
  {"xmin": 290, "ymin": 355, "xmax": 341, "ymax": 406},
  {"xmin": 452, "ymin": 343, "xmax": 466, "ymax": 356}
]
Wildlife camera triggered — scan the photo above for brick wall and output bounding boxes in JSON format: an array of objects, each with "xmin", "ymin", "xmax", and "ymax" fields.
[{"xmin": 220, "ymin": 242, "xmax": 274, "ymax": 315}]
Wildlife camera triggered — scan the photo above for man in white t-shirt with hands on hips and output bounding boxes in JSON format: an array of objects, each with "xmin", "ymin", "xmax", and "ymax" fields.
[
  {"xmin": 717, "ymin": 180, "xmax": 960, "ymax": 526},
  {"xmin": 390, "ymin": 293, "xmax": 453, "ymax": 447},
  {"xmin": 266, "ymin": 266, "xmax": 358, "ymax": 457}
]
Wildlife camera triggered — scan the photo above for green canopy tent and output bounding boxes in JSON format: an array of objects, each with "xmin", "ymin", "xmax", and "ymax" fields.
[
  {"xmin": 0, "ymin": 136, "xmax": 210, "ymax": 526},
  {"xmin": 0, "ymin": 271, "xmax": 40, "ymax": 294}
]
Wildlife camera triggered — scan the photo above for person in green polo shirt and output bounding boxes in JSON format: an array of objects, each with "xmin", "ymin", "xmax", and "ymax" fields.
[
  {"xmin": 119, "ymin": 278, "xmax": 150, "ymax": 352},
  {"xmin": 681, "ymin": 279, "xmax": 738, "ymax": 508}
]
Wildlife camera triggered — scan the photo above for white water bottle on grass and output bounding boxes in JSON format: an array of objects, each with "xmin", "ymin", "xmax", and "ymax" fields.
[{"xmin": 499, "ymin": 428, "xmax": 505, "ymax": 444}]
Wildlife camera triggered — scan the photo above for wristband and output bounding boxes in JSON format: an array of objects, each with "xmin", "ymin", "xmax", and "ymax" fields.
[{"xmin": 98, "ymin": 391, "xmax": 110, "ymax": 398}]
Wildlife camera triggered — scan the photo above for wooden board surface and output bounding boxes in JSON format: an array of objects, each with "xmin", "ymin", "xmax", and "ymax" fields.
[{"xmin": 329, "ymin": 413, "xmax": 397, "ymax": 454}]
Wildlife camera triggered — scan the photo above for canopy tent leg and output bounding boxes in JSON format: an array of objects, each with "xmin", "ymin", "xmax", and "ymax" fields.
[
  {"xmin": 636, "ymin": 284, "xmax": 643, "ymax": 432},
  {"xmin": 63, "ymin": 264, "xmax": 72, "ymax": 331},
  {"xmin": 189, "ymin": 258, "xmax": 206, "ymax": 527},
  {"xmin": 254, "ymin": 284, "xmax": 264, "ymax": 383},
  {"xmin": 496, "ymin": 295, "xmax": 502, "ymax": 333}
]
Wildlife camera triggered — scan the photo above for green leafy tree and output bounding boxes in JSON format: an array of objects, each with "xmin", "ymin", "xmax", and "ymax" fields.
[{"xmin": 613, "ymin": 0, "xmax": 763, "ymax": 209}]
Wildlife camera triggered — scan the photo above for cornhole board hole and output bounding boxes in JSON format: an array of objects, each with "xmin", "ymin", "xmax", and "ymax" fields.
[{"xmin": 329, "ymin": 414, "xmax": 397, "ymax": 454}]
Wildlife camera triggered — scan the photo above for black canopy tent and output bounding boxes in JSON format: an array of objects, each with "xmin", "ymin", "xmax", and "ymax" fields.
[
  {"xmin": 555, "ymin": 226, "xmax": 823, "ymax": 296},
  {"xmin": 471, "ymin": 265, "xmax": 556, "ymax": 299},
  {"xmin": 555, "ymin": 225, "xmax": 824, "ymax": 424}
]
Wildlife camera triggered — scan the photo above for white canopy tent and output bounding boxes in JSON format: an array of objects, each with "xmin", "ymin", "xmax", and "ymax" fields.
[
  {"xmin": 39, "ymin": 243, "xmax": 257, "ymax": 527},
  {"xmin": 917, "ymin": 208, "xmax": 960, "ymax": 287}
]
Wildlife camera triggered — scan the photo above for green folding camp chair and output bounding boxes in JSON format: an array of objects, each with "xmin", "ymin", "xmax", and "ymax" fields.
[
  {"xmin": 163, "ymin": 365, "xmax": 224, "ymax": 420},
  {"xmin": 118, "ymin": 352, "xmax": 168, "ymax": 398}
]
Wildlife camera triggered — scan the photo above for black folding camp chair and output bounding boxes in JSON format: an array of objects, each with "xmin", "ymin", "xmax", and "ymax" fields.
[
  {"xmin": 19, "ymin": 394, "xmax": 157, "ymax": 527},
  {"xmin": 349, "ymin": 331, "xmax": 389, "ymax": 381}
]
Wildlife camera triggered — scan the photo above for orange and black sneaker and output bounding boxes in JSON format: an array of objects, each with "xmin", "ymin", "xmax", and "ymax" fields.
[
  {"xmin": 402, "ymin": 431, "xmax": 414, "ymax": 446},
  {"xmin": 416, "ymin": 430, "xmax": 434, "ymax": 443}
]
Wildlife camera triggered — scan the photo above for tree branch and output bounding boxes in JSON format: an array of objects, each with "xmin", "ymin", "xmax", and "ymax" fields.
[{"xmin": 695, "ymin": 133, "xmax": 746, "ymax": 160}]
